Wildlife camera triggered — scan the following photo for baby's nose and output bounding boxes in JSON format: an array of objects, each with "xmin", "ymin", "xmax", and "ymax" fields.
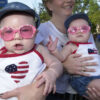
[
  {"xmin": 77, "ymin": 29, "xmax": 82, "ymax": 34},
  {"xmin": 14, "ymin": 32, "xmax": 22, "ymax": 40}
]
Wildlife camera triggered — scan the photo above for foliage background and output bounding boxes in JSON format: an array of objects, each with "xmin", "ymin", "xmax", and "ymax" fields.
[{"xmin": 38, "ymin": 0, "xmax": 100, "ymax": 34}]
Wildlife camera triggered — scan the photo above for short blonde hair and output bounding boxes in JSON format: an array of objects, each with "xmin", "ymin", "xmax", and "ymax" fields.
[{"xmin": 42, "ymin": 0, "xmax": 53, "ymax": 16}]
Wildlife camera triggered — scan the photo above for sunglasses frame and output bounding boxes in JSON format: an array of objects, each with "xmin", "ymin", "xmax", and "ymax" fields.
[{"xmin": 0, "ymin": 25, "xmax": 36, "ymax": 41}]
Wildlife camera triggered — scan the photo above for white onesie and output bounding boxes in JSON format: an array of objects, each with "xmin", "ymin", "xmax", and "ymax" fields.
[
  {"xmin": 0, "ymin": 47, "xmax": 46, "ymax": 100},
  {"xmin": 69, "ymin": 41, "xmax": 100, "ymax": 76}
]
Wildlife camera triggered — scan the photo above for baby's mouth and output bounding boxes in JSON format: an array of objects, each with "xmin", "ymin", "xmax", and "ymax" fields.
[
  {"xmin": 14, "ymin": 44, "xmax": 23, "ymax": 50},
  {"xmin": 77, "ymin": 35, "xmax": 83, "ymax": 37}
]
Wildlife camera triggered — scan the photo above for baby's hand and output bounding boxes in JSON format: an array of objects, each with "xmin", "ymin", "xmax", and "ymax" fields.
[
  {"xmin": 47, "ymin": 36, "xmax": 58, "ymax": 52},
  {"xmin": 35, "ymin": 69, "xmax": 57, "ymax": 95}
]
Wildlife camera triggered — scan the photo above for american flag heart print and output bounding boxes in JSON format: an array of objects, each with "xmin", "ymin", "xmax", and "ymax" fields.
[{"xmin": 5, "ymin": 61, "xmax": 29, "ymax": 83}]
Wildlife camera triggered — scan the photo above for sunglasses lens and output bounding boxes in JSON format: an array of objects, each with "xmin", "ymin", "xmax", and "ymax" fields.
[
  {"xmin": 2, "ymin": 28, "xmax": 14, "ymax": 41},
  {"xmin": 20, "ymin": 26, "xmax": 35, "ymax": 39},
  {"xmin": 68, "ymin": 27, "xmax": 77, "ymax": 34},
  {"xmin": 81, "ymin": 26, "xmax": 90, "ymax": 33}
]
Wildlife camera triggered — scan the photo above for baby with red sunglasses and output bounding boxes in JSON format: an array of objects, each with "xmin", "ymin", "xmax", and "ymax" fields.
[
  {"xmin": 0, "ymin": 2, "xmax": 63, "ymax": 100},
  {"xmin": 47, "ymin": 13, "xmax": 100, "ymax": 97}
]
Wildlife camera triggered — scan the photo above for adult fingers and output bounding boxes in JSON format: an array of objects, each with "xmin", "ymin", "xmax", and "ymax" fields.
[
  {"xmin": 87, "ymin": 88, "xmax": 100, "ymax": 100},
  {"xmin": 79, "ymin": 56, "xmax": 94, "ymax": 62},
  {"xmin": 53, "ymin": 84, "xmax": 56, "ymax": 94},
  {"xmin": 84, "ymin": 62, "xmax": 97, "ymax": 67},
  {"xmin": 83, "ymin": 95, "xmax": 89, "ymax": 100},
  {"xmin": 35, "ymin": 74, "xmax": 44, "ymax": 87},
  {"xmin": 36, "ymin": 77, "xmax": 45, "ymax": 88},
  {"xmin": 77, "ymin": 71, "xmax": 90, "ymax": 76},
  {"xmin": 46, "ymin": 84, "xmax": 56, "ymax": 95},
  {"xmin": 43, "ymin": 81, "xmax": 50, "ymax": 95},
  {"xmin": 76, "ymin": 70, "xmax": 90, "ymax": 76},
  {"xmin": 82, "ymin": 67, "xmax": 95, "ymax": 73},
  {"xmin": 48, "ymin": 83, "xmax": 53, "ymax": 94},
  {"xmin": 74, "ymin": 67, "xmax": 92, "ymax": 76},
  {"xmin": 70, "ymin": 53, "xmax": 81, "ymax": 58},
  {"xmin": 35, "ymin": 74, "xmax": 43, "ymax": 81},
  {"xmin": 86, "ymin": 88, "xmax": 97, "ymax": 100}
]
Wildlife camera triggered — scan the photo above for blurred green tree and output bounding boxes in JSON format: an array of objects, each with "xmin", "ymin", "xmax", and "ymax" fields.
[
  {"xmin": 38, "ymin": 3, "xmax": 50, "ymax": 22},
  {"xmin": 38, "ymin": 0, "xmax": 100, "ymax": 33}
]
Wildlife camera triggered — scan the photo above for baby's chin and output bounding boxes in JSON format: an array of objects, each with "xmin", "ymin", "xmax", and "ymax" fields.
[
  {"xmin": 72, "ymin": 40, "xmax": 88, "ymax": 43},
  {"xmin": 7, "ymin": 49, "xmax": 26, "ymax": 54},
  {"xmin": 13, "ymin": 49, "xmax": 27, "ymax": 54}
]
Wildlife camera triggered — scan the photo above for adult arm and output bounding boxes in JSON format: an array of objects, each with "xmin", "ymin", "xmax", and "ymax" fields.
[
  {"xmin": 1, "ymin": 80, "xmax": 46, "ymax": 100},
  {"xmin": 35, "ymin": 44, "xmax": 63, "ymax": 95}
]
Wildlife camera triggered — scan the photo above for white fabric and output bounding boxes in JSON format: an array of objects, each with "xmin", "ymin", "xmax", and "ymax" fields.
[
  {"xmin": 0, "ymin": 49, "xmax": 46, "ymax": 100},
  {"xmin": 35, "ymin": 21, "xmax": 68, "ymax": 50},
  {"xmin": 76, "ymin": 43, "xmax": 100, "ymax": 76},
  {"xmin": 89, "ymin": 34, "xmax": 97, "ymax": 48}
]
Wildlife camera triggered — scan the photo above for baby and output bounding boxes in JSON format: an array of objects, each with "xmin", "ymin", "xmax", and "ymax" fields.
[
  {"xmin": 48, "ymin": 13, "xmax": 100, "ymax": 96},
  {"xmin": 0, "ymin": 2, "xmax": 63, "ymax": 100}
]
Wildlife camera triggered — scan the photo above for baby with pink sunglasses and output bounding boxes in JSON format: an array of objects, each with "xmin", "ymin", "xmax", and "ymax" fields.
[
  {"xmin": 0, "ymin": 2, "xmax": 63, "ymax": 100},
  {"xmin": 48, "ymin": 13, "xmax": 100, "ymax": 97}
]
